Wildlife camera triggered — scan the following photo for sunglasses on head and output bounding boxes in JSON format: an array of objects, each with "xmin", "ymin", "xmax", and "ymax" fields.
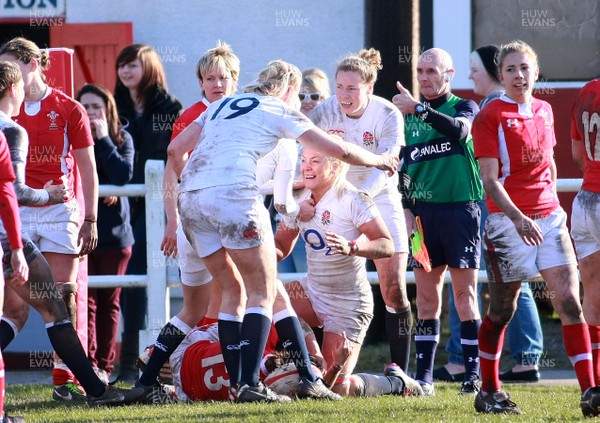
[{"xmin": 299, "ymin": 93, "xmax": 322, "ymax": 102}]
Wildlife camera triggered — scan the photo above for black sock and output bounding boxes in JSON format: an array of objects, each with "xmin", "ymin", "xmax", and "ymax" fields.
[
  {"xmin": 46, "ymin": 320, "xmax": 105, "ymax": 397},
  {"xmin": 355, "ymin": 373, "xmax": 403, "ymax": 396},
  {"xmin": 385, "ymin": 306, "xmax": 413, "ymax": 372},
  {"xmin": 414, "ymin": 319, "xmax": 440, "ymax": 384},
  {"xmin": 461, "ymin": 319, "xmax": 481, "ymax": 381},
  {"xmin": 239, "ymin": 308, "xmax": 271, "ymax": 387},
  {"xmin": 218, "ymin": 314, "xmax": 242, "ymax": 386},
  {"xmin": 274, "ymin": 315, "xmax": 316, "ymax": 382},
  {"xmin": 0, "ymin": 319, "xmax": 17, "ymax": 350},
  {"xmin": 139, "ymin": 319, "xmax": 189, "ymax": 386}
]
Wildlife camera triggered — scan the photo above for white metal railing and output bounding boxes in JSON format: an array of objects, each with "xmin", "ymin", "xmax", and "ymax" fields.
[{"xmin": 88, "ymin": 161, "xmax": 583, "ymax": 350}]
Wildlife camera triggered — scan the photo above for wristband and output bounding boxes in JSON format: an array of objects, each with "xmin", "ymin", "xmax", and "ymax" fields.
[
  {"xmin": 348, "ymin": 240, "xmax": 358, "ymax": 256},
  {"xmin": 84, "ymin": 219, "xmax": 97, "ymax": 223}
]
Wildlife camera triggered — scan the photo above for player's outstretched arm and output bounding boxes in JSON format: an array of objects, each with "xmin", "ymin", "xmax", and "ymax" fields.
[{"xmin": 297, "ymin": 128, "xmax": 398, "ymax": 175}]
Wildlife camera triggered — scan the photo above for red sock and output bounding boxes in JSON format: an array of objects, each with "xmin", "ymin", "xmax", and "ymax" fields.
[
  {"xmin": 563, "ymin": 323, "xmax": 594, "ymax": 393},
  {"xmin": 478, "ymin": 315, "xmax": 506, "ymax": 393},
  {"xmin": 0, "ymin": 350, "xmax": 5, "ymax": 418},
  {"xmin": 52, "ymin": 366, "xmax": 75, "ymax": 386},
  {"xmin": 588, "ymin": 325, "xmax": 600, "ymax": 386}
]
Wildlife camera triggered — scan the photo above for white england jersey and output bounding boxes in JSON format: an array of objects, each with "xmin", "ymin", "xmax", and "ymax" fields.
[
  {"xmin": 310, "ymin": 95, "xmax": 404, "ymax": 198},
  {"xmin": 180, "ymin": 94, "xmax": 313, "ymax": 193},
  {"xmin": 297, "ymin": 183, "xmax": 379, "ymax": 294}
]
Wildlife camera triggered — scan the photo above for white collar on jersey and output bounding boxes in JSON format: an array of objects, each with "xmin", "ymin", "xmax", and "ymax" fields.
[{"xmin": 500, "ymin": 94, "xmax": 533, "ymax": 118}]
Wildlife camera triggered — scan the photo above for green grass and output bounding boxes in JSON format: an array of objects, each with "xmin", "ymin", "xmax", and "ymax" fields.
[
  {"xmin": 355, "ymin": 316, "xmax": 571, "ymax": 374},
  {"xmin": 7, "ymin": 293, "xmax": 576, "ymax": 422},
  {"xmin": 5, "ymin": 382, "xmax": 588, "ymax": 422}
]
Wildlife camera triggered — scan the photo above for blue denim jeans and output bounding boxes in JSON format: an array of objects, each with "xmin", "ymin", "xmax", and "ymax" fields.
[{"xmin": 446, "ymin": 281, "xmax": 544, "ymax": 366}]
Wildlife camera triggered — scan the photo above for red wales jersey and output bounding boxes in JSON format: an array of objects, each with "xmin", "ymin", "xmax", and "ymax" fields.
[
  {"xmin": 171, "ymin": 99, "xmax": 209, "ymax": 140},
  {"xmin": 571, "ymin": 80, "xmax": 600, "ymax": 193},
  {"xmin": 14, "ymin": 88, "xmax": 93, "ymax": 201},
  {"xmin": 179, "ymin": 324, "xmax": 279, "ymax": 401},
  {"xmin": 473, "ymin": 94, "xmax": 559, "ymax": 216}
]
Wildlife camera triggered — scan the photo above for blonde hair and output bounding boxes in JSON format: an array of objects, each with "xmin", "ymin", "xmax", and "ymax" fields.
[
  {"xmin": 196, "ymin": 41, "xmax": 240, "ymax": 90},
  {"xmin": 497, "ymin": 40, "xmax": 538, "ymax": 71},
  {"xmin": 301, "ymin": 146, "xmax": 349, "ymax": 199},
  {"xmin": 336, "ymin": 48, "xmax": 382, "ymax": 85},
  {"xmin": 327, "ymin": 155, "xmax": 350, "ymax": 198},
  {"xmin": 244, "ymin": 60, "xmax": 301, "ymax": 97},
  {"xmin": 301, "ymin": 68, "xmax": 330, "ymax": 99}
]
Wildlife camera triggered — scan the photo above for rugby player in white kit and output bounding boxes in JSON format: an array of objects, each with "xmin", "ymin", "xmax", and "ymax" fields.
[
  {"xmin": 310, "ymin": 48, "xmax": 412, "ymax": 372},
  {"xmin": 274, "ymin": 148, "xmax": 421, "ymax": 397}
]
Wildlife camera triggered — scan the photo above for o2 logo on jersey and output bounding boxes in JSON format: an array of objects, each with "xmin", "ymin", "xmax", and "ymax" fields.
[
  {"xmin": 362, "ymin": 131, "xmax": 374, "ymax": 147},
  {"xmin": 211, "ymin": 97, "xmax": 260, "ymax": 120},
  {"xmin": 321, "ymin": 210, "xmax": 331, "ymax": 225},
  {"xmin": 304, "ymin": 229, "xmax": 334, "ymax": 255}
]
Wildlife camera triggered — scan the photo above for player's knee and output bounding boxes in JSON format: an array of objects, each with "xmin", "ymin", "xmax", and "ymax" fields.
[
  {"xmin": 35, "ymin": 298, "xmax": 69, "ymax": 324},
  {"xmin": 381, "ymin": 284, "xmax": 409, "ymax": 309},
  {"xmin": 332, "ymin": 376, "xmax": 351, "ymax": 397},
  {"xmin": 454, "ymin": 293, "xmax": 480, "ymax": 320},
  {"xmin": 2, "ymin": 306, "xmax": 29, "ymax": 330},
  {"xmin": 347, "ymin": 374, "xmax": 363, "ymax": 397},
  {"xmin": 553, "ymin": 294, "xmax": 583, "ymax": 321},
  {"xmin": 488, "ymin": 303, "xmax": 514, "ymax": 325}
]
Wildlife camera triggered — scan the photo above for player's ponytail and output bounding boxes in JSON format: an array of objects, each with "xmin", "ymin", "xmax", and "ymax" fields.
[
  {"xmin": 244, "ymin": 60, "xmax": 301, "ymax": 98},
  {"xmin": 336, "ymin": 48, "xmax": 382, "ymax": 86}
]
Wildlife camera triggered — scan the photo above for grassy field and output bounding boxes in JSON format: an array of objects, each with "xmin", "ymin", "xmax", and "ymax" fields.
[
  {"xmin": 5, "ymin": 382, "xmax": 588, "ymax": 422},
  {"xmin": 6, "ymin": 295, "xmax": 575, "ymax": 422}
]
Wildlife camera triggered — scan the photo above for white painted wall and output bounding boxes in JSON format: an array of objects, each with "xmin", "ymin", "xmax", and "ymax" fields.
[{"xmin": 65, "ymin": 0, "xmax": 365, "ymax": 108}]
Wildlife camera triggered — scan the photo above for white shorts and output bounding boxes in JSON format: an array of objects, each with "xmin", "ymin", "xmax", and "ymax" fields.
[
  {"xmin": 571, "ymin": 190, "xmax": 600, "ymax": 260},
  {"xmin": 176, "ymin": 225, "xmax": 212, "ymax": 287},
  {"xmin": 483, "ymin": 207, "xmax": 577, "ymax": 283},
  {"xmin": 374, "ymin": 188, "xmax": 408, "ymax": 254},
  {"xmin": 179, "ymin": 185, "xmax": 273, "ymax": 258},
  {"xmin": 19, "ymin": 199, "xmax": 80, "ymax": 254},
  {"xmin": 298, "ymin": 276, "xmax": 373, "ymax": 344}
]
